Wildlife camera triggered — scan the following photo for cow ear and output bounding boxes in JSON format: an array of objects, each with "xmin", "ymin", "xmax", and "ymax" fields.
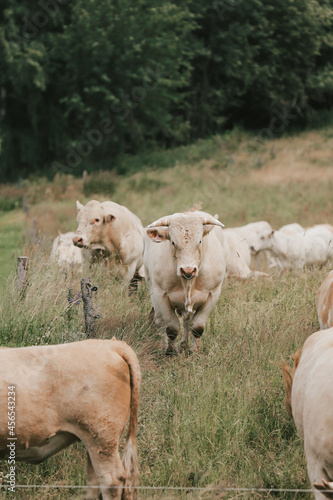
[
  {"xmin": 76, "ymin": 200, "xmax": 84, "ymax": 211},
  {"xmin": 203, "ymin": 224, "xmax": 216, "ymax": 236},
  {"xmin": 104, "ymin": 214, "xmax": 116, "ymax": 223},
  {"xmin": 146, "ymin": 228, "xmax": 169, "ymax": 243}
]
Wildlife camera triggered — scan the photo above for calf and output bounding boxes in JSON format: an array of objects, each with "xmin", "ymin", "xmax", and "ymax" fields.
[{"xmin": 0, "ymin": 339, "xmax": 140, "ymax": 499}]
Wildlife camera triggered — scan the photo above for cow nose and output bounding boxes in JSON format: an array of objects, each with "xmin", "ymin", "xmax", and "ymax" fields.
[
  {"xmin": 180, "ymin": 267, "xmax": 197, "ymax": 280},
  {"xmin": 73, "ymin": 237, "xmax": 83, "ymax": 247}
]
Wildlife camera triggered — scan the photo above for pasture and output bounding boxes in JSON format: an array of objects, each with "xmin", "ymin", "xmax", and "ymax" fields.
[{"xmin": 0, "ymin": 126, "xmax": 333, "ymax": 498}]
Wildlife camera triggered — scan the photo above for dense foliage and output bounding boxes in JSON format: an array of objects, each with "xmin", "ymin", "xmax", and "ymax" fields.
[{"xmin": 0, "ymin": 0, "xmax": 332, "ymax": 179}]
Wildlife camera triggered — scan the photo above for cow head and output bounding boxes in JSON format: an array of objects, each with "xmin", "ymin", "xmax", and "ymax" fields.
[
  {"xmin": 250, "ymin": 229, "xmax": 275, "ymax": 253},
  {"xmin": 73, "ymin": 200, "xmax": 115, "ymax": 249},
  {"xmin": 146, "ymin": 212, "xmax": 224, "ymax": 280}
]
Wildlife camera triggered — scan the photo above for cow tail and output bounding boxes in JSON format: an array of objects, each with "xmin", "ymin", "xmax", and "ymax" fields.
[
  {"xmin": 111, "ymin": 339, "xmax": 141, "ymax": 498},
  {"xmin": 281, "ymin": 348, "xmax": 302, "ymax": 418}
]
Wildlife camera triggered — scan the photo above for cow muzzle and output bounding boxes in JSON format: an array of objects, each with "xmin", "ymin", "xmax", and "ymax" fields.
[
  {"xmin": 73, "ymin": 236, "xmax": 84, "ymax": 247},
  {"xmin": 180, "ymin": 267, "xmax": 197, "ymax": 280}
]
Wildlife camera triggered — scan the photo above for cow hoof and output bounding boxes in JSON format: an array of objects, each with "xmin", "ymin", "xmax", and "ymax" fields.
[{"xmin": 165, "ymin": 345, "xmax": 177, "ymax": 356}]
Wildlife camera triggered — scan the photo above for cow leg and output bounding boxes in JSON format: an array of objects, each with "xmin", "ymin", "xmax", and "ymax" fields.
[
  {"xmin": 86, "ymin": 447, "xmax": 127, "ymax": 500},
  {"xmin": 123, "ymin": 262, "xmax": 137, "ymax": 286},
  {"xmin": 308, "ymin": 451, "xmax": 333, "ymax": 500},
  {"xmin": 152, "ymin": 292, "xmax": 180, "ymax": 355},
  {"xmin": 190, "ymin": 290, "xmax": 220, "ymax": 351},
  {"xmin": 82, "ymin": 452, "xmax": 102, "ymax": 500}
]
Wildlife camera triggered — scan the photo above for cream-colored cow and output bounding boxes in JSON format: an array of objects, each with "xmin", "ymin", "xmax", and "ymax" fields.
[
  {"xmin": 0, "ymin": 339, "xmax": 140, "ymax": 500},
  {"xmin": 73, "ymin": 200, "xmax": 145, "ymax": 285},
  {"xmin": 282, "ymin": 328, "xmax": 333, "ymax": 499},
  {"xmin": 144, "ymin": 210, "xmax": 226, "ymax": 355},
  {"xmin": 317, "ymin": 270, "xmax": 333, "ymax": 330},
  {"xmin": 50, "ymin": 231, "xmax": 83, "ymax": 267}
]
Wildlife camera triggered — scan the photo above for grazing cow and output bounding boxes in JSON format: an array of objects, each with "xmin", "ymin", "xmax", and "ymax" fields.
[
  {"xmin": 279, "ymin": 223, "xmax": 304, "ymax": 234},
  {"xmin": 311, "ymin": 224, "xmax": 333, "ymax": 234},
  {"xmin": 251, "ymin": 226, "xmax": 333, "ymax": 269},
  {"xmin": 226, "ymin": 221, "xmax": 274, "ymax": 252},
  {"xmin": 73, "ymin": 200, "xmax": 145, "ymax": 285},
  {"xmin": 222, "ymin": 230, "xmax": 252, "ymax": 278},
  {"xmin": 222, "ymin": 230, "xmax": 269, "ymax": 278},
  {"xmin": 0, "ymin": 339, "xmax": 140, "ymax": 500},
  {"xmin": 144, "ymin": 210, "xmax": 226, "ymax": 355},
  {"xmin": 317, "ymin": 270, "xmax": 333, "ymax": 330},
  {"xmin": 225, "ymin": 221, "xmax": 275, "ymax": 269},
  {"xmin": 282, "ymin": 328, "xmax": 333, "ymax": 498},
  {"xmin": 50, "ymin": 231, "xmax": 83, "ymax": 267}
]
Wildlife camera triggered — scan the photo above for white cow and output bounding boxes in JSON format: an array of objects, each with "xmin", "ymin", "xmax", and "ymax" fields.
[
  {"xmin": 222, "ymin": 230, "xmax": 252, "ymax": 278},
  {"xmin": 282, "ymin": 328, "xmax": 333, "ymax": 498},
  {"xmin": 279, "ymin": 223, "xmax": 304, "ymax": 234},
  {"xmin": 144, "ymin": 210, "xmax": 226, "ymax": 355},
  {"xmin": 225, "ymin": 221, "xmax": 275, "ymax": 269},
  {"xmin": 50, "ymin": 231, "xmax": 83, "ymax": 267},
  {"xmin": 73, "ymin": 200, "xmax": 145, "ymax": 285},
  {"xmin": 0, "ymin": 339, "xmax": 140, "ymax": 500},
  {"xmin": 317, "ymin": 270, "xmax": 333, "ymax": 330},
  {"xmin": 225, "ymin": 221, "xmax": 274, "ymax": 251},
  {"xmin": 251, "ymin": 226, "xmax": 333, "ymax": 269}
]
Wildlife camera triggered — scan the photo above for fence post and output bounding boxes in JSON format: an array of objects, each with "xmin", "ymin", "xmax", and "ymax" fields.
[
  {"xmin": 17, "ymin": 256, "xmax": 29, "ymax": 295},
  {"xmin": 80, "ymin": 278, "xmax": 98, "ymax": 338}
]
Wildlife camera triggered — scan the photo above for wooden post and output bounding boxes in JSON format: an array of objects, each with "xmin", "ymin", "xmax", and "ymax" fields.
[
  {"xmin": 17, "ymin": 256, "xmax": 29, "ymax": 295},
  {"xmin": 80, "ymin": 278, "xmax": 97, "ymax": 338}
]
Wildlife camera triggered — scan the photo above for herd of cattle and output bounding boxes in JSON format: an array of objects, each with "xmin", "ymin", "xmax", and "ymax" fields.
[{"xmin": 2, "ymin": 198, "xmax": 333, "ymax": 498}]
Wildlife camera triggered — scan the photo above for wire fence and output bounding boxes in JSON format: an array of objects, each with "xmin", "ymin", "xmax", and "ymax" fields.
[{"xmin": 1, "ymin": 484, "xmax": 332, "ymax": 494}]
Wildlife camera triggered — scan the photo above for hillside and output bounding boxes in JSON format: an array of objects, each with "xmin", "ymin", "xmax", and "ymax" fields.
[{"xmin": 0, "ymin": 126, "xmax": 333, "ymax": 498}]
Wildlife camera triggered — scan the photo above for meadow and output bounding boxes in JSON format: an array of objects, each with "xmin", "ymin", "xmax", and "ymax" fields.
[{"xmin": 0, "ymin": 126, "xmax": 333, "ymax": 499}]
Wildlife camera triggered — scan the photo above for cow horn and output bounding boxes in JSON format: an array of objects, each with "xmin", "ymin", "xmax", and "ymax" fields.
[
  {"xmin": 200, "ymin": 215, "xmax": 224, "ymax": 227},
  {"xmin": 147, "ymin": 215, "xmax": 178, "ymax": 228}
]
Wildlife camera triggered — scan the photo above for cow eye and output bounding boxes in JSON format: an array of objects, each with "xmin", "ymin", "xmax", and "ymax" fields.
[
  {"xmin": 199, "ymin": 240, "xmax": 202, "ymax": 245},
  {"xmin": 171, "ymin": 241, "xmax": 175, "ymax": 247},
  {"xmin": 94, "ymin": 218, "xmax": 100, "ymax": 223}
]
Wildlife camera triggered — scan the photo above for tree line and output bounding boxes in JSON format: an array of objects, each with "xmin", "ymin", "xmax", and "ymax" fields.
[{"xmin": 0, "ymin": 0, "xmax": 332, "ymax": 180}]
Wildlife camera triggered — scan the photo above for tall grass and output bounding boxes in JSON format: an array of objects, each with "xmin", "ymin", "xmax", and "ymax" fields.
[{"xmin": 1, "ymin": 125, "xmax": 333, "ymax": 498}]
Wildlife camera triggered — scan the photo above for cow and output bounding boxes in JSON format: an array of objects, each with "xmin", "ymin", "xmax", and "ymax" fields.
[
  {"xmin": 279, "ymin": 223, "xmax": 304, "ymax": 234},
  {"xmin": 222, "ymin": 230, "xmax": 269, "ymax": 278},
  {"xmin": 317, "ymin": 270, "xmax": 333, "ymax": 330},
  {"xmin": 222, "ymin": 230, "xmax": 252, "ymax": 278},
  {"xmin": 225, "ymin": 221, "xmax": 275, "ymax": 269},
  {"xmin": 0, "ymin": 339, "xmax": 140, "ymax": 500},
  {"xmin": 144, "ymin": 210, "xmax": 226, "ymax": 355},
  {"xmin": 251, "ymin": 226, "xmax": 333, "ymax": 269},
  {"xmin": 282, "ymin": 328, "xmax": 333, "ymax": 499},
  {"xmin": 73, "ymin": 200, "xmax": 145, "ymax": 287},
  {"xmin": 50, "ymin": 231, "xmax": 83, "ymax": 267}
]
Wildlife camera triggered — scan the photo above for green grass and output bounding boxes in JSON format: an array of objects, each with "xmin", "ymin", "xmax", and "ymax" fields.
[
  {"xmin": 0, "ymin": 211, "xmax": 25, "ymax": 286},
  {"xmin": 1, "ymin": 125, "xmax": 333, "ymax": 498}
]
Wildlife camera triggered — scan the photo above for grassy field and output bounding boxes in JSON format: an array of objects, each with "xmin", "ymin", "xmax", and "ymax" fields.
[{"xmin": 0, "ymin": 126, "xmax": 333, "ymax": 498}]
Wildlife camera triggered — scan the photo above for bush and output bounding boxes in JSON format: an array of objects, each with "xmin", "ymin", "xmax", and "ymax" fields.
[
  {"xmin": 83, "ymin": 171, "xmax": 117, "ymax": 197},
  {"xmin": 0, "ymin": 195, "xmax": 22, "ymax": 212}
]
